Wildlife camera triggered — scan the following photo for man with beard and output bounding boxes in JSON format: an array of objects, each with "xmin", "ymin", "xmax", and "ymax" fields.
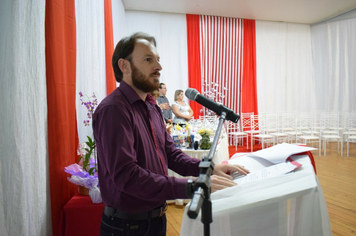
[{"xmin": 93, "ymin": 32, "xmax": 249, "ymax": 236}]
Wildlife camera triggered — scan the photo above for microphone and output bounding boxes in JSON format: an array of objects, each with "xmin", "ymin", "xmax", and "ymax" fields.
[{"xmin": 185, "ymin": 88, "xmax": 240, "ymax": 123}]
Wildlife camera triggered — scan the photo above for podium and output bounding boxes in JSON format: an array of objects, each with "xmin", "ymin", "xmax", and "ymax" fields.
[{"xmin": 180, "ymin": 155, "xmax": 332, "ymax": 236}]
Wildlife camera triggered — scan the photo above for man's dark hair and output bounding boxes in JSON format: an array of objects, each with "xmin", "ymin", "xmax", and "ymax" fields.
[
  {"xmin": 159, "ymin": 83, "xmax": 165, "ymax": 89},
  {"xmin": 112, "ymin": 32, "xmax": 157, "ymax": 82}
]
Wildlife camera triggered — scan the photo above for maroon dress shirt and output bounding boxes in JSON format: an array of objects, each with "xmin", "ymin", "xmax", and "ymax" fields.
[{"xmin": 93, "ymin": 81, "xmax": 201, "ymax": 214}]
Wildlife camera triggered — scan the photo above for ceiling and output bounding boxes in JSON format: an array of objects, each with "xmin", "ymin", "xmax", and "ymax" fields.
[{"xmin": 122, "ymin": 0, "xmax": 356, "ymax": 24}]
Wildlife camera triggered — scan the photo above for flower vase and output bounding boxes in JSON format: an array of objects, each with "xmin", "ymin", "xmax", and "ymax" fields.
[{"xmin": 78, "ymin": 185, "xmax": 89, "ymax": 195}]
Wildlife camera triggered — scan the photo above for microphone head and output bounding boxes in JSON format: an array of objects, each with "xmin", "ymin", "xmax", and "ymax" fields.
[{"xmin": 185, "ymin": 88, "xmax": 199, "ymax": 101}]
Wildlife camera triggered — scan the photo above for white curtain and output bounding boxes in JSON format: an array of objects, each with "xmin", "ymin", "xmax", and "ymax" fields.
[
  {"xmin": 255, "ymin": 21, "xmax": 316, "ymax": 114},
  {"xmin": 112, "ymin": 0, "xmax": 127, "ymax": 50},
  {"xmin": 125, "ymin": 11, "xmax": 189, "ymax": 105},
  {"xmin": 311, "ymin": 9, "xmax": 356, "ymax": 112},
  {"xmin": 0, "ymin": 1, "xmax": 51, "ymax": 236},
  {"xmin": 75, "ymin": 1, "xmax": 107, "ymax": 143}
]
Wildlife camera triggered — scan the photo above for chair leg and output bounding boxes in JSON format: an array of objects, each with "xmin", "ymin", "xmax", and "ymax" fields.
[
  {"xmin": 251, "ymin": 136, "xmax": 254, "ymax": 152},
  {"xmin": 347, "ymin": 140, "xmax": 349, "ymax": 157},
  {"xmin": 340, "ymin": 139, "xmax": 343, "ymax": 156}
]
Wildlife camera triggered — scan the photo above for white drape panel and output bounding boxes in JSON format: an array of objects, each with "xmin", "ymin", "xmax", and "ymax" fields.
[
  {"xmin": 311, "ymin": 10, "xmax": 356, "ymax": 112},
  {"xmin": 256, "ymin": 21, "xmax": 316, "ymax": 114},
  {"xmin": 75, "ymin": 1, "xmax": 107, "ymax": 142},
  {"xmin": 112, "ymin": 0, "xmax": 126, "ymax": 50},
  {"xmin": 199, "ymin": 16, "xmax": 243, "ymax": 116},
  {"xmin": 0, "ymin": 1, "xmax": 51, "ymax": 236},
  {"xmin": 125, "ymin": 11, "xmax": 189, "ymax": 104}
]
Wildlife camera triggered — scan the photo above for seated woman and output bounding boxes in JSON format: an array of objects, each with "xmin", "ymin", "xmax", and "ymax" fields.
[{"xmin": 171, "ymin": 89, "xmax": 194, "ymax": 127}]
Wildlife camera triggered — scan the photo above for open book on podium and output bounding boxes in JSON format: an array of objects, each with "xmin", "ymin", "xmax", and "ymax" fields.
[{"xmin": 227, "ymin": 143, "xmax": 317, "ymax": 185}]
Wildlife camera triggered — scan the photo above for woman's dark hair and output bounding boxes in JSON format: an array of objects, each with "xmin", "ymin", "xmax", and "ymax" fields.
[{"xmin": 112, "ymin": 32, "xmax": 157, "ymax": 82}]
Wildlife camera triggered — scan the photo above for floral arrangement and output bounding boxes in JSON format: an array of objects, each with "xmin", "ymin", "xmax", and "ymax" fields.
[
  {"xmin": 198, "ymin": 128, "xmax": 213, "ymax": 150},
  {"xmin": 65, "ymin": 92, "xmax": 101, "ymax": 203}
]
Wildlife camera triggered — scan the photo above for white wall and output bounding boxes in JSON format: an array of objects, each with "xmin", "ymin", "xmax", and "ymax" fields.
[
  {"xmin": 311, "ymin": 9, "xmax": 356, "ymax": 112},
  {"xmin": 255, "ymin": 21, "xmax": 316, "ymax": 114},
  {"xmin": 125, "ymin": 11, "xmax": 189, "ymax": 104}
]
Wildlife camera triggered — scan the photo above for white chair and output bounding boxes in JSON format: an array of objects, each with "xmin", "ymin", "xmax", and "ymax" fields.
[
  {"xmin": 320, "ymin": 112, "xmax": 343, "ymax": 156},
  {"xmin": 280, "ymin": 113, "xmax": 298, "ymax": 143},
  {"xmin": 343, "ymin": 113, "xmax": 356, "ymax": 156},
  {"xmin": 346, "ymin": 133, "xmax": 356, "ymax": 157},
  {"xmin": 229, "ymin": 112, "xmax": 254, "ymax": 149},
  {"xmin": 342, "ymin": 113, "xmax": 356, "ymax": 142},
  {"xmin": 229, "ymin": 122, "xmax": 248, "ymax": 150},
  {"xmin": 250, "ymin": 114, "xmax": 275, "ymax": 152},
  {"xmin": 266, "ymin": 113, "xmax": 289, "ymax": 144},
  {"xmin": 296, "ymin": 112, "xmax": 321, "ymax": 156}
]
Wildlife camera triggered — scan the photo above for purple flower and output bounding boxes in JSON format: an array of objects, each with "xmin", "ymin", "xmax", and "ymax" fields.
[{"xmin": 79, "ymin": 92, "xmax": 98, "ymax": 127}]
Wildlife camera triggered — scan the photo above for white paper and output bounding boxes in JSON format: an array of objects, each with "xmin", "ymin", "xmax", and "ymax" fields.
[
  {"xmin": 232, "ymin": 162, "xmax": 299, "ymax": 185},
  {"xmin": 246, "ymin": 143, "xmax": 317, "ymax": 164}
]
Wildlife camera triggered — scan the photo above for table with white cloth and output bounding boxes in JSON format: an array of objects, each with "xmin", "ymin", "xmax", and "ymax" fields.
[
  {"xmin": 167, "ymin": 130, "xmax": 230, "ymax": 204},
  {"xmin": 180, "ymin": 154, "xmax": 332, "ymax": 236}
]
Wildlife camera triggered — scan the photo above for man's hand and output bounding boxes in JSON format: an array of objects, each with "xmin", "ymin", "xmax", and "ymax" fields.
[
  {"xmin": 159, "ymin": 103, "xmax": 170, "ymax": 110},
  {"xmin": 210, "ymin": 164, "xmax": 250, "ymax": 192},
  {"xmin": 213, "ymin": 163, "xmax": 249, "ymax": 179},
  {"xmin": 211, "ymin": 175, "xmax": 236, "ymax": 192}
]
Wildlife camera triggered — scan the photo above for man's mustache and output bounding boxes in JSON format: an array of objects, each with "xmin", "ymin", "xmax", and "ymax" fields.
[{"xmin": 151, "ymin": 72, "xmax": 160, "ymax": 77}]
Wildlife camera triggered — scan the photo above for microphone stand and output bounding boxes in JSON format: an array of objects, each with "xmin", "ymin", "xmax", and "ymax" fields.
[{"xmin": 186, "ymin": 111, "xmax": 227, "ymax": 236}]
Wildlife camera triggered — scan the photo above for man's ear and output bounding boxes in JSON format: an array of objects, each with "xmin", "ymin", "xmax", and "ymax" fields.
[{"xmin": 118, "ymin": 58, "xmax": 130, "ymax": 74}]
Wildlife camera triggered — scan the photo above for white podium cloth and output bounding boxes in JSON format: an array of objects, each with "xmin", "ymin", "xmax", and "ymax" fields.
[{"xmin": 180, "ymin": 155, "xmax": 332, "ymax": 236}]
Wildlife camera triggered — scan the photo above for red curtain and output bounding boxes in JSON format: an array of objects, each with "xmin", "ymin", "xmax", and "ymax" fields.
[
  {"xmin": 104, "ymin": 0, "xmax": 117, "ymax": 95},
  {"xmin": 186, "ymin": 14, "xmax": 203, "ymax": 117},
  {"xmin": 45, "ymin": 0, "xmax": 78, "ymax": 235},
  {"xmin": 242, "ymin": 20, "xmax": 258, "ymax": 114}
]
